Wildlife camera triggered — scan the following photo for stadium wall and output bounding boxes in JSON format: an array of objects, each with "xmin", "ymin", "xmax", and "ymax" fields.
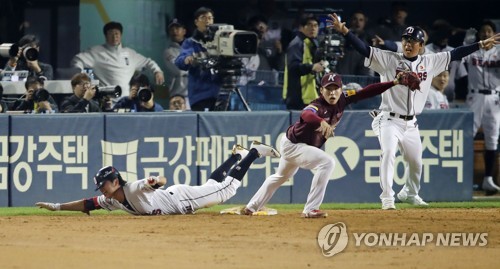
[{"xmin": 0, "ymin": 110, "xmax": 473, "ymax": 207}]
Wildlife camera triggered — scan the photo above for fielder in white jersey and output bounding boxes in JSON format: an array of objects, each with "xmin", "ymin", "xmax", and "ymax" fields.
[
  {"xmin": 462, "ymin": 20, "xmax": 500, "ymax": 195},
  {"xmin": 36, "ymin": 142, "xmax": 280, "ymax": 215},
  {"xmin": 328, "ymin": 13, "xmax": 500, "ymax": 209},
  {"xmin": 71, "ymin": 21, "xmax": 164, "ymax": 97}
]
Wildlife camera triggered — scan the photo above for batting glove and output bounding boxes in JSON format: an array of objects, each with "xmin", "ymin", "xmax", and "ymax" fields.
[{"xmin": 36, "ymin": 202, "xmax": 61, "ymax": 211}]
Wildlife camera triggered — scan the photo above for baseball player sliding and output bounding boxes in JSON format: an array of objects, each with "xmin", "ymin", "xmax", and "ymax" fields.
[
  {"xmin": 328, "ymin": 13, "xmax": 500, "ymax": 209},
  {"xmin": 36, "ymin": 142, "xmax": 280, "ymax": 215},
  {"xmin": 462, "ymin": 20, "xmax": 500, "ymax": 195},
  {"xmin": 242, "ymin": 71, "xmax": 418, "ymax": 218}
]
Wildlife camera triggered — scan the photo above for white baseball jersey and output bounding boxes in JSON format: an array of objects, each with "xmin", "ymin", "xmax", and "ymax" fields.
[
  {"xmin": 94, "ymin": 177, "xmax": 240, "ymax": 215},
  {"xmin": 425, "ymin": 86, "xmax": 449, "ymax": 109},
  {"xmin": 462, "ymin": 45, "xmax": 500, "ymax": 150},
  {"xmin": 365, "ymin": 47, "xmax": 451, "ymax": 115}
]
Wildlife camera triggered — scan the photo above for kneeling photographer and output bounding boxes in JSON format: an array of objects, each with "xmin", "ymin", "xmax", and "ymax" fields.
[
  {"xmin": 113, "ymin": 73, "xmax": 164, "ymax": 112},
  {"xmin": 11, "ymin": 76, "xmax": 58, "ymax": 113},
  {"xmin": 60, "ymin": 73, "xmax": 102, "ymax": 113}
]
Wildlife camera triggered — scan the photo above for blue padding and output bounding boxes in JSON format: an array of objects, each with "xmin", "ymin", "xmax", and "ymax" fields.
[
  {"xmin": 104, "ymin": 112, "xmax": 198, "ymax": 186},
  {"xmin": 9, "ymin": 114, "xmax": 105, "ymax": 206},
  {"xmin": 0, "ymin": 115, "xmax": 9, "ymax": 206},
  {"xmin": 198, "ymin": 111, "xmax": 291, "ymax": 203}
]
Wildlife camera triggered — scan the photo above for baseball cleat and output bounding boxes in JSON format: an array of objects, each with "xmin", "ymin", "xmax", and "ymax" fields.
[
  {"xmin": 232, "ymin": 144, "xmax": 249, "ymax": 160},
  {"xmin": 250, "ymin": 141, "xmax": 281, "ymax": 158},
  {"xmin": 397, "ymin": 191, "xmax": 429, "ymax": 206},
  {"xmin": 240, "ymin": 207, "xmax": 253, "ymax": 216},
  {"xmin": 301, "ymin": 209, "xmax": 328, "ymax": 218},
  {"xmin": 381, "ymin": 199, "xmax": 396, "ymax": 210},
  {"xmin": 482, "ymin": 176, "xmax": 500, "ymax": 196}
]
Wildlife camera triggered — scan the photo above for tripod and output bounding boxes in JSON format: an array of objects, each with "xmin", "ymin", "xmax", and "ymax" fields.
[
  {"xmin": 211, "ymin": 58, "xmax": 252, "ymax": 111},
  {"xmin": 213, "ymin": 85, "xmax": 251, "ymax": 111}
]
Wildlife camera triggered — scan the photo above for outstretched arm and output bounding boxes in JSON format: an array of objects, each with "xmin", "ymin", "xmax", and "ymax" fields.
[
  {"xmin": 450, "ymin": 33, "xmax": 500, "ymax": 61},
  {"xmin": 326, "ymin": 13, "xmax": 371, "ymax": 57},
  {"xmin": 36, "ymin": 199, "xmax": 86, "ymax": 213},
  {"xmin": 351, "ymin": 72, "xmax": 410, "ymax": 102}
]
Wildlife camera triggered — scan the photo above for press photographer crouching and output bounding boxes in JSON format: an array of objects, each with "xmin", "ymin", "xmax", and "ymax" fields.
[
  {"xmin": 113, "ymin": 73, "xmax": 164, "ymax": 112},
  {"xmin": 11, "ymin": 76, "xmax": 58, "ymax": 113},
  {"xmin": 60, "ymin": 73, "xmax": 102, "ymax": 113}
]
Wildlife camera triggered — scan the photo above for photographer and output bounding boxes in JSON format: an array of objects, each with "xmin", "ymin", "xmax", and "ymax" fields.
[
  {"xmin": 113, "ymin": 73, "xmax": 164, "ymax": 112},
  {"xmin": 3, "ymin": 34, "xmax": 54, "ymax": 80},
  {"xmin": 11, "ymin": 76, "xmax": 58, "ymax": 113},
  {"xmin": 283, "ymin": 14, "xmax": 324, "ymax": 110},
  {"xmin": 174, "ymin": 7, "xmax": 221, "ymax": 111},
  {"xmin": 60, "ymin": 73, "xmax": 101, "ymax": 113}
]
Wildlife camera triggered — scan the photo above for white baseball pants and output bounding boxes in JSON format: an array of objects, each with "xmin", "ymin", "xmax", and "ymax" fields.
[
  {"xmin": 372, "ymin": 111, "xmax": 423, "ymax": 201},
  {"xmin": 466, "ymin": 92, "xmax": 500, "ymax": 150},
  {"xmin": 246, "ymin": 135, "xmax": 335, "ymax": 214}
]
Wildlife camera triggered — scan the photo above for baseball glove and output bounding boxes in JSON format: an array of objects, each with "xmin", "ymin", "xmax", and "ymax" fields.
[{"xmin": 397, "ymin": 71, "xmax": 421, "ymax": 91}]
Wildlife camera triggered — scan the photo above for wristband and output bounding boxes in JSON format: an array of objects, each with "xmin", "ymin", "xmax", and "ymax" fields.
[{"xmin": 479, "ymin": 40, "xmax": 485, "ymax": 49}]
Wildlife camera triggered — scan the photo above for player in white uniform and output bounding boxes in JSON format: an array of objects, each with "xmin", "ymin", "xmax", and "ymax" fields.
[
  {"xmin": 425, "ymin": 71, "xmax": 450, "ymax": 110},
  {"xmin": 462, "ymin": 20, "xmax": 500, "ymax": 195},
  {"xmin": 328, "ymin": 13, "xmax": 500, "ymax": 209},
  {"xmin": 35, "ymin": 142, "xmax": 280, "ymax": 215}
]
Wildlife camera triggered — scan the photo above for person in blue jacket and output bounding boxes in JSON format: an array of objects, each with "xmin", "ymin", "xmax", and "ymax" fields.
[{"xmin": 174, "ymin": 7, "xmax": 222, "ymax": 111}]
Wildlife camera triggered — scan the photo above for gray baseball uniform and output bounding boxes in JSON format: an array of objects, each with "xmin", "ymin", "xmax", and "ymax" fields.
[{"xmin": 93, "ymin": 177, "xmax": 240, "ymax": 215}]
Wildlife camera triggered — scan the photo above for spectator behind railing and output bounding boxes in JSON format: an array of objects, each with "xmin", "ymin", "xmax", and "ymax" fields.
[
  {"xmin": 11, "ymin": 76, "xmax": 58, "ymax": 113},
  {"xmin": 283, "ymin": 13, "xmax": 324, "ymax": 110},
  {"xmin": 71, "ymin": 21, "xmax": 164, "ymax": 98},
  {"xmin": 113, "ymin": 73, "xmax": 164, "ymax": 112},
  {"xmin": 4, "ymin": 34, "xmax": 54, "ymax": 80},
  {"xmin": 336, "ymin": 11, "xmax": 374, "ymax": 76},
  {"xmin": 60, "ymin": 73, "xmax": 101, "ymax": 113},
  {"xmin": 163, "ymin": 18, "xmax": 189, "ymax": 109}
]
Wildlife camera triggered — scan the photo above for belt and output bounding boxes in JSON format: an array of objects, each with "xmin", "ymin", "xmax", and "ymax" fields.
[
  {"xmin": 470, "ymin": 89, "xmax": 499, "ymax": 95},
  {"xmin": 389, "ymin": 112, "xmax": 414, "ymax": 121}
]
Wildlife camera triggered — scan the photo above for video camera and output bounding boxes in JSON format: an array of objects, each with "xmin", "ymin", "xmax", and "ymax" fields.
[
  {"xmin": 202, "ymin": 24, "xmax": 258, "ymax": 57},
  {"xmin": 0, "ymin": 43, "xmax": 38, "ymax": 61},
  {"xmin": 317, "ymin": 12, "xmax": 345, "ymax": 73}
]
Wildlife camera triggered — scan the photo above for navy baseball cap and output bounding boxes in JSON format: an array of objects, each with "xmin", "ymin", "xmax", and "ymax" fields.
[
  {"xmin": 93, "ymin": 166, "xmax": 123, "ymax": 191},
  {"xmin": 402, "ymin": 26, "xmax": 425, "ymax": 43},
  {"xmin": 168, "ymin": 18, "xmax": 184, "ymax": 29},
  {"xmin": 321, "ymin": 73, "xmax": 343, "ymax": 88}
]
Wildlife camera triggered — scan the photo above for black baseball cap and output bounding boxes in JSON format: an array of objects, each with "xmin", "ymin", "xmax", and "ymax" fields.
[
  {"xmin": 168, "ymin": 18, "xmax": 184, "ymax": 29},
  {"xmin": 93, "ymin": 166, "xmax": 125, "ymax": 191}
]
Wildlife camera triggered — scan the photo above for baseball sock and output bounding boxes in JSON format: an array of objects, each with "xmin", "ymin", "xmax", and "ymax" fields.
[
  {"xmin": 228, "ymin": 149, "xmax": 259, "ymax": 181},
  {"xmin": 484, "ymin": 150, "xmax": 496, "ymax": 177},
  {"xmin": 209, "ymin": 154, "xmax": 239, "ymax": 182}
]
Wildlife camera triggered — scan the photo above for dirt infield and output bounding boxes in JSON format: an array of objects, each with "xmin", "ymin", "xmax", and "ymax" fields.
[{"xmin": 0, "ymin": 208, "xmax": 498, "ymax": 269}]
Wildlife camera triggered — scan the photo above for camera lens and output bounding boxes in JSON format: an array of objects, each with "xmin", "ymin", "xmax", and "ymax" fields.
[
  {"xmin": 23, "ymin": 47, "xmax": 39, "ymax": 61},
  {"xmin": 34, "ymin": 88, "xmax": 49, "ymax": 102},
  {"xmin": 138, "ymin": 87, "xmax": 152, "ymax": 102}
]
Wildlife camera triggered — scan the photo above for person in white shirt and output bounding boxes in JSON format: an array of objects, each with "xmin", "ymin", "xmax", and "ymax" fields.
[
  {"xmin": 71, "ymin": 21, "xmax": 164, "ymax": 97},
  {"xmin": 425, "ymin": 70, "xmax": 450, "ymax": 109}
]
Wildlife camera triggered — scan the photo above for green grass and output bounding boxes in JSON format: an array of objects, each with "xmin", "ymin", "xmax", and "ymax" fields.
[{"xmin": 1, "ymin": 201, "xmax": 499, "ymax": 216}]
